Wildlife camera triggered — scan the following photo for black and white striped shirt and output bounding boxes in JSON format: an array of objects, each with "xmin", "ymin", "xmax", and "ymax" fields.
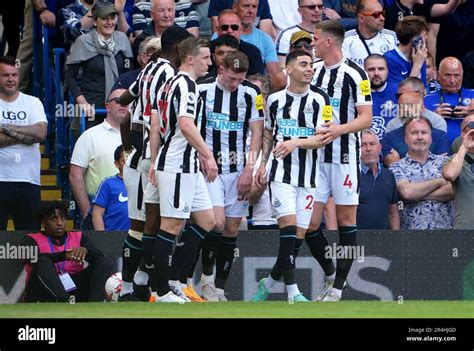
[
  {"xmin": 128, "ymin": 58, "xmax": 176, "ymax": 166},
  {"xmin": 154, "ymin": 71, "xmax": 202, "ymax": 174},
  {"xmin": 198, "ymin": 76, "xmax": 264, "ymax": 174},
  {"xmin": 266, "ymin": 86, "xmax": 331, "ymax": 187},
  {"xmin": 311, "ymin": 57, "xmax": 372, "ymax": 164}
]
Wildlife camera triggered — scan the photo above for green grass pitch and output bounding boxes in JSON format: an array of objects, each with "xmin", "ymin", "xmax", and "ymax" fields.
[{"xmin": 0, "ymin": 301, "xmax": 473, "ymax": 318}]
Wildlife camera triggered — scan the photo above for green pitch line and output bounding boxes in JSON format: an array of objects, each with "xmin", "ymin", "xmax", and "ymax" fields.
[{"xmin": 0, "ymin": 301, "xmax": 473, "ymax": 318}]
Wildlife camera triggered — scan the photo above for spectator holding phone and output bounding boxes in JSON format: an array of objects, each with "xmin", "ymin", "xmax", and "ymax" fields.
[
  {"xmin": 384, "ymin": 16, "xmax": 428, "ymax": 88},
  {"xmin": 424, "ymin": 57, "xmax": 474, "ymax": 143},
  {"xmin": 443, "ymin": 115, "xmax": 474, "ymax": 229}
]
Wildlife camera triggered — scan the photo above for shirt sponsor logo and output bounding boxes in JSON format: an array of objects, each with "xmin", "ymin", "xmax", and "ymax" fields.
[
  {"xmin": 277, "ymin": 119, "xmax": 314, "ymax": 137},
  {"xmin": 206, "ymin": 112, "xmax": 244, "ymax": 131}
]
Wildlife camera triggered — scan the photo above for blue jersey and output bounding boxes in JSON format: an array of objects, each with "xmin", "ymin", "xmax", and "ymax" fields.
[
  {"xmin": 424, "ymin": 88, "xmax": 474, "ymax": 143},
  {"xmin": 371, "ymin": 82, "xmax": 398, "ymax": 139},
  {"xmin": 384, "ymin": 47, "xmax": 426, "ymax": 88},
  {"xmin": 93, "ymin": 175, "xmax": 130, "ymax": 231}
]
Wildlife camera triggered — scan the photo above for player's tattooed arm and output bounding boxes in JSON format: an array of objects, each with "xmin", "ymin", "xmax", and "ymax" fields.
[
  {"xmin": 261, "ymin": 129, "xmax": 273, "ymax": 164},
  {"xmin": 1, "ymin": 122, "xmax": 47, "ymax": 145},
  {"xmin": 255, "ymin": 129, "xmax": 273, "ymax": 188}
]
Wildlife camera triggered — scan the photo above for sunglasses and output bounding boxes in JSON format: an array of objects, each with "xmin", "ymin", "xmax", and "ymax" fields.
[
  {"xmin": 220, "ymin": 24, "xmax": 240, "ymax": 31},
  {"xmin": 293, "ymin": 42, "xmax": 312, "ymax": 49},
  {"xmin": 300, "ymin": 4, "xmax": 324, "ymax": 10},
  {"xmin": 360, "ymin": 10, "xmax": 385, "ymax": 19},
  {"xmin": 108, "ymin": 97, "xmax": 125, "ymax": 105}
]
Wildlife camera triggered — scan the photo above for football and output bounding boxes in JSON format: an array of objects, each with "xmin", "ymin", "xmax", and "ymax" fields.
[{"xmin": 105, "ymin": 272, "xmax": 122, "ymax": 302}]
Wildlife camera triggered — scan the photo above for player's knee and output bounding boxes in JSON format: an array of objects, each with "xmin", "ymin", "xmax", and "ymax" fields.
[
  {"xmin": 213, "ymin": 218, "xmax": 225, "ymax": 232},
  {"xmin": 201, "ymin": 216, "xmax": 216, "ymax": 233}
]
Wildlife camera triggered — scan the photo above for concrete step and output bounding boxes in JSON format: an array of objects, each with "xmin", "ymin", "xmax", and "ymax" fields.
[{"xmin": 41, "ymin": 186, "xmax": 62, "ymax": 201}]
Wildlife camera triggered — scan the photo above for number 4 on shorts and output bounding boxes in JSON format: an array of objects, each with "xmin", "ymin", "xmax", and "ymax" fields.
[{"xmin": 343, "ymin": 174, "xmax": 352, "ymax": 189}]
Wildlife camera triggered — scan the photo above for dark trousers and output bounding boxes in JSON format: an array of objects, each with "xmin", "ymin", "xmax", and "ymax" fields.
[
  {"xmin": 0, "ymin": 182, "xmax": 41, "ymax": 230},
  {"xmin": 24, "ymin": 255, "xmax": 112, "ymax": 302}
]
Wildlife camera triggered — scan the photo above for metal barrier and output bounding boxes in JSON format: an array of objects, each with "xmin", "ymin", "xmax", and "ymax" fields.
[{"xmin": 35, "ymin": 21, "xmax": 108, "ymax": 229}]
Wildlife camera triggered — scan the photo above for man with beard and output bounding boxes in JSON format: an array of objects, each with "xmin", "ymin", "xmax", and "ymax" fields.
[{"xmin": 364, "ymin": 54, "xmax": 398, "ymax": 139}]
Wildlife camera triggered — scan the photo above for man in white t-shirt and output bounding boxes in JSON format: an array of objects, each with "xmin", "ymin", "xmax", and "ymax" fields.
[
  {"xmin": 69, "ymin": 88, "xmax": 128, "ymax": 229},
  {"xmin": 0, "ymin": 56, "xmax": 48, "ymax": 230},
  {"xmin": 276, "ymin": 0, "xmax": 323, "ymax": 67},
  {"xmin": 342, "ymin": 0, "xmax": 397, "ymax": 68}
]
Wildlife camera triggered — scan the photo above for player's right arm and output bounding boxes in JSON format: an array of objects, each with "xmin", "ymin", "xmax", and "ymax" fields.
[
  {"xmin": 179, "ymin": 116, "xmax": 218, "ymax": 182},
  {"xmin": 148, "ymin": 110, "xmax": 161, "ymax": 186},
  {"xmin": 255, "ymin": 128, "xmax": 273, "ymax": 188}
]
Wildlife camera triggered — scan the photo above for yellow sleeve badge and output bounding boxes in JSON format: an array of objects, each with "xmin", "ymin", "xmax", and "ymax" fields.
[
  {"xmin": 255, "ymin": 94, "xmax": 264, "ymax": 111},
  {"xmin": 322, "ymin": 105, "xmax": 332, "ymax": 123},
  {"xmin": 360, "ymin": 80, "xmax": 371, "ymax": 96}
]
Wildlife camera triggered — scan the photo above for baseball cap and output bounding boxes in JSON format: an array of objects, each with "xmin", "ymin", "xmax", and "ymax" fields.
[
  {"xmin": 92, "ymin": 1, "xmax": 118, "ymax": 18},
  {"xmin": 161, "ymin": 25, "xmax": 194, "ymax": 51},
  {"xmin": 290, "ymin": 30, "xmax": 313, "ymax": 46}
]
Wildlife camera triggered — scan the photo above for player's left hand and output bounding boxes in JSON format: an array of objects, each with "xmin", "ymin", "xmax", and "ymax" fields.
[
  {"xmin": 237, "ymin": 166, "xmax": 252, "ymax": 200},
  {"xmin": 316, "ymin": 122, "xmax": 343, "ymax": 145},
  {"xmin": 273, "ymin": 139, "xmax": 298, "ymax": 159}
]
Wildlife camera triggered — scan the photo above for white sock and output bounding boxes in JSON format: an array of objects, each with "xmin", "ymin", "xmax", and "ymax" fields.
[
  {"xmin": 201, "ymin": 273, "xmax": 214, "ymax": 285},
  {"xmin": 180, "ymin": 282, "xmax": 187, "ymax": 290},
  {"xmin": 216, "ymin": 288, "xmax": 225, "ymax": 296},
  {"xmin": 327, "ymin": 273, "xmax": 336, "ymax": 281},
  {"xmin": 169, "ymin": 280, "xmax": 180, "ymax": 289},
  {"xmin": 264, "ymin": 276, "xmax": 276, "ymax": 291},
  {"xmin": 331, "ymin": 288, "xmax": 342, "ymax": 298},
  {"xmin": 133, "ymin": 270, "xmax": 148, "ymax": 286},
  {"xmin": 187, "ymin": 278, "xmax": 193, "ymax": 286},
  {"xmin": 286, "ymin": 284, "xmax": 301, "ymax": 299},
  {"xmin": 120, "ymin": 281, "xmax": 133, "ymax": 296}
]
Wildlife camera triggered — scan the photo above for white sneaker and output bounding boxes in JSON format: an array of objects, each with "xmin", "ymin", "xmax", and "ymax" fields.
[
  {"xmin": 201, "ymin": 283, "xmax": 219, "ymax": 302},
  {"xmin": 170, "ymin": 284, "xmax": 191, "ymax": 302},
  {"xmin": 315, "ymin": 278, "xmax": 335, "ymax": 301},
  {"xmin": 154, "ymin": 291, "xmax": 187, "ymax": 303},
  {"xmin": 216, "ymin": 291, "xmax": 228, "ymax": 302},
  {"xmin": 320, "ymin": 290, "xmax": 341, "ymax": 302}
]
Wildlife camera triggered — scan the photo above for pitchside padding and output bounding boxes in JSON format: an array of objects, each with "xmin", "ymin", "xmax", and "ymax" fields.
[{"xmin": 0, "ymin": 230, "xmax": 473, "ymax": 302}]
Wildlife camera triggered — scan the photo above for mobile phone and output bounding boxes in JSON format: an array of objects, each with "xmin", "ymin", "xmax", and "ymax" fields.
[{"xmin": 412, "ymin": 36, "xmax": 424, "ymax": 50}]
